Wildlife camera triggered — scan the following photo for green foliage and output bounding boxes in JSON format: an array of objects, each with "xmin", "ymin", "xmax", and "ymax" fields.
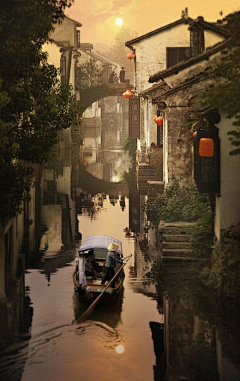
[
  {"xmin": 199, "ymin": 11, "xmax": 240, "ymax": 155},
  {"xmin": 201, "ymin": 237, "xmax": 240, "ymax": 297},
  {"xmin": 145, "ymin": 180, "xmax": 210, "ymax": 228},
  {"xmin": 0, "ymin": 0, "xmax": 76, "ymax": 223},
  {"xmin": 190, "ymin": 207, "xmax": 214, "ymax": 258},
  {"xmin": 201, "ymin": 224, "xmax": 240, "ymax": 296},
  {"xmin": 122, "ymin": 136, "xmax": 137, "ymax": 164},
  {"xmin": 80, "ymin": 58, "xmax": 104, "ymax": 88}
]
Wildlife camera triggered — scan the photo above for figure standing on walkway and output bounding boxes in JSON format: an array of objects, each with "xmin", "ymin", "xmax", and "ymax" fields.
[
  {"xmin": 119, "ymin": 67, "xmax": 125, "ymax": 83},
  {"xmin": 113, "ymin": 72, "xmax": 119, "ymax": 83}
]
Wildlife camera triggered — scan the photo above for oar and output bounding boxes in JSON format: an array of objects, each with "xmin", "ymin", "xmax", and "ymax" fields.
[{"xmin": 77, "ymin": 254, "xmax": 132, "ymax": 323}]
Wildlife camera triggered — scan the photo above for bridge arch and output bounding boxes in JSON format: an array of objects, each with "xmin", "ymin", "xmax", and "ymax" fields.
[{"xmin": 80, "ymin": 81, "xmax": 133, "ymax": 110}]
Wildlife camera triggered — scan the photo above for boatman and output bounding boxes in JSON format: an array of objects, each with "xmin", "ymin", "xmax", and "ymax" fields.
[{"xmin": 101, "ymin": 242, "xmax": 126, "ymax": 288}]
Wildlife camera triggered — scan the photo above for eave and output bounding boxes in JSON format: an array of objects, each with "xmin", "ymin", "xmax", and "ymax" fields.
[
  {"xmin": 149, "ymin": 38, "xmax": 230, "ymax": 83},
  {"xmin": 125, "ymin": 18, "xmax": 193, "ymax": 47}
]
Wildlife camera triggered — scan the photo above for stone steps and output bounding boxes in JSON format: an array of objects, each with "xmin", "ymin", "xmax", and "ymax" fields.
[
  {"xmin": 163, "ymin": 234, "xmax": 191, "ymax": 242},
  {"xmin": 137, "ymin": 163, "xmax": 161, "ymax": 194},
  {"xmin": 159, "ymin": 222, "xmax": 195, "ymax": 259}
]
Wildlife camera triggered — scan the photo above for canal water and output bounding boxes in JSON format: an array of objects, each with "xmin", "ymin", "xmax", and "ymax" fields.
[{"xmin": 1, "ymin": 194, "xmax": 240, "ymax": 380}]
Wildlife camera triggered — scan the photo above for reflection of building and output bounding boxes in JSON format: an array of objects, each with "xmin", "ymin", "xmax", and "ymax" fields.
[
  {"xmin": 81, "ymin": 94, "xmax": 130, "ymax": 183},
  {"xmin": 40, "ymin": 17, "xmax": 83, "ymax": 255},
  {"xmin": 0, "ymin": 14, "xmax": 82, "ymax": 353}
]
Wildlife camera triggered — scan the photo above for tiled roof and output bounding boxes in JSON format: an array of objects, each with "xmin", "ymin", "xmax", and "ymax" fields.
[
  {"xmin": 139, "ymin": 80, "xmax": 170, "ymax": 96},
  {"xmin": 188, "ymin": 17, "xmax": 228, "ymax": 38},
  {"xmin": 125, "ymin": 18, "xmax": 193, "ymax": 47},
  {"xmin": 149, "ymin": 39, "xmax": 230, "ymax": 83}
]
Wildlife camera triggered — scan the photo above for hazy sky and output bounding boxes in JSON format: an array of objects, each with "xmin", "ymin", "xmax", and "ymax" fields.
[{"xmin": 67, "ymin": 0, "xmax": 240, "ymax": 46}]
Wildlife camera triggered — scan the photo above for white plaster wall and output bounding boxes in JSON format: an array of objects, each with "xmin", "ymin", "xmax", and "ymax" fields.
[
  {"xmin": 50, "ymin": 17, "xmax": 76, "ymax": 47},
  {"xmin": 134, "ymin": 24, "xmax": 190, "ymax": 93},
  {"xmin": 204, "ymin": 30, "xmax": 225, "ymax": 49},
  {"xmin": 214, "ymin": 115, "xmax": 240, "ymax": 240}
]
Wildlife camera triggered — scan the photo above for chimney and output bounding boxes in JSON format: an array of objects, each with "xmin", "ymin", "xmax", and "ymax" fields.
[{"xmin": 181, "ymin": 7, "xmax": 188, "ymax": 19}]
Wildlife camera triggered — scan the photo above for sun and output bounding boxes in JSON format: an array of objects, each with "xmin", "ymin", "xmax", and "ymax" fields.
[{"xmin": 115, "ymin": 18, "xmax": 123, "ymax": 26}]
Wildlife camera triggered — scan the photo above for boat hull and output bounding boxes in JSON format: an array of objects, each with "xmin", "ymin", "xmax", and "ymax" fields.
[{"xmin": 73, "ymin": 272, "xmax": 124, "ymax": 303}]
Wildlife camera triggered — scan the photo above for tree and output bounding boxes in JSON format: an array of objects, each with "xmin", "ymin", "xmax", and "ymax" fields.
[
  {"xmin": 109, "ymin": 24, "xmax": 138, "ymax": 68},
  {"xmin": 200, "ymin": 11, "xmax": 240, "ymax": 155},
  {"xmin": 0, "ymin": 0, "xmax": 77, "ymax": 223},
  {"xmin": 80, "ymin": 58, "xmax": 104, "ymax": 88}
]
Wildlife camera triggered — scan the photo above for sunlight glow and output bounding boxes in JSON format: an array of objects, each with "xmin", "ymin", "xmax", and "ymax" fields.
[
  {"xmin": 115, "ymin": 18, "xmax": 123, "ymax": 26},
  {"xmin": 115, "ymin": 345, "xmax": 125, "ymax": 354}
]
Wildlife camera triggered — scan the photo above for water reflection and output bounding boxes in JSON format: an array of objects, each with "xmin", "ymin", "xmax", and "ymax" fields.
[
  {"xmin": 1, "ymin": 189, "xmax": 240, "ymax": 380},
  {"xmin": 39, "ymin": 250, "xmax": 76, "ymax": 286}
]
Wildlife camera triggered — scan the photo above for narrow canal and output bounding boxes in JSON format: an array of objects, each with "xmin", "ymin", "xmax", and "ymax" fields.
[
  {"xmin": 1, "ymin": 194, "xmax": 240, "ymax": 380},
  {"xmin": 0, "ymin": 195, "xmax": 162, "ymax": 381}
]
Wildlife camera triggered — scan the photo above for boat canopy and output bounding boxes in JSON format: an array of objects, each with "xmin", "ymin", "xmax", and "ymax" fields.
[{"xmin": 78, "ymin": 235, "xmax": 123, "ymax": 256}]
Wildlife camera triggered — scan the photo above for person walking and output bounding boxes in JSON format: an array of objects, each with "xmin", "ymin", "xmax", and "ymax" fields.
[{"xmin": 101, "ymin": 242, "xmax": 125, "ymax": 288}]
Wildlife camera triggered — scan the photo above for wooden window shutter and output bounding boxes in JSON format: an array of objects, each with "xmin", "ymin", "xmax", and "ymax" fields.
[
  {"xmin": 129, "ymin": 96, "xmax": 140, "ymax": 139},
  {"xmin": 166, "ymin": 47, "xmax": 191, "ymax": 68}
]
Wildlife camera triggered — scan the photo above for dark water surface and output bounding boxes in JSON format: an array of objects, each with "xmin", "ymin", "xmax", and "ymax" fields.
[
  {"xmin": 0, "ymin": 196, "xmax": 161, "ymax": 381},
  {"xmin": 1, "ymin": 196, "xmax": 240, "ymax": 381}
]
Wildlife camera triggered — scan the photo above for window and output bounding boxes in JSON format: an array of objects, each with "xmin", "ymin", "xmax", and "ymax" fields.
[
  {"xmin": 190, "ymin": 28, "xmax": 204, "ymax": 56},
  {"xmin": 129, "ymin": 97, "xmax": 140, "ymax": 139},
  {"xmin": 166, "ymin": 47, "xmax": 191, "ymax": 68}
]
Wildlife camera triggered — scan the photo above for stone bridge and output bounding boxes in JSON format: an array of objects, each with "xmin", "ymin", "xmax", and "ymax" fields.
[{"xmin": 80, "ymin": 80, "xmax": 133, "ymax": 110}]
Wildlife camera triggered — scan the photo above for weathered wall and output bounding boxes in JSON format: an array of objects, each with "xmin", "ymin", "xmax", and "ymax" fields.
[
  {"xmin": 50, "ymin": 17, "xmax": 78, "ymax": 47},
  {"xmin": 214, "ymin": 113, "xmax": 240, "ymax": 240},
  {"xmin": 164, "ymin": 99, "xmax": 193, "ymax": 186},
  {"xmin": 133, "ymin": 24, "xmax": 190, "ymax": 93}
]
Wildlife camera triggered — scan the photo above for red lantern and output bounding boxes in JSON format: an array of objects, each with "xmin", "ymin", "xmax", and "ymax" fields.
[
  {"xmin": 199, "ymin": 138, "xmax": 214, "ymax": 157},
  {"xmin": 122, "ymin": 89, "xmax": 132, "ymax": 98},
  {"xmin": 127, "ymin": 52, "xmax": 135, "ymax": 59},
  {"xmin": 154, "ymin": 116, "xmax": 164, "ymax": 126}
]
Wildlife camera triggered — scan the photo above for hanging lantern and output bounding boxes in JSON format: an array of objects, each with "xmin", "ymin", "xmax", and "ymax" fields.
[
  {"xmin": 127, "ymin": 52, "xmax": 135, "ymax": 59},
  {"xmin": 122, "ymin": 89, "xmax": 133, "ymax": 98},
  {"xmin": 199, "ymin": 138, "xmax": 214, "ymax": 157},
  {"xmin": 154, "ymin": 116, "xmax": 164, "ymax": 126}
]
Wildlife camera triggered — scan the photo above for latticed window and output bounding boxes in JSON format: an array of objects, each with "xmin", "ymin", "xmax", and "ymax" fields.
[{"xmin": 190, "ymin": 27, "xmax": 204, "ymax": 56}]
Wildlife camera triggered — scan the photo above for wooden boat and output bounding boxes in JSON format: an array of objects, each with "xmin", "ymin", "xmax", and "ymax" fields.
[{"xmin": 73, "ymin": 235, "xmax": 125, "ymax": 303}]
